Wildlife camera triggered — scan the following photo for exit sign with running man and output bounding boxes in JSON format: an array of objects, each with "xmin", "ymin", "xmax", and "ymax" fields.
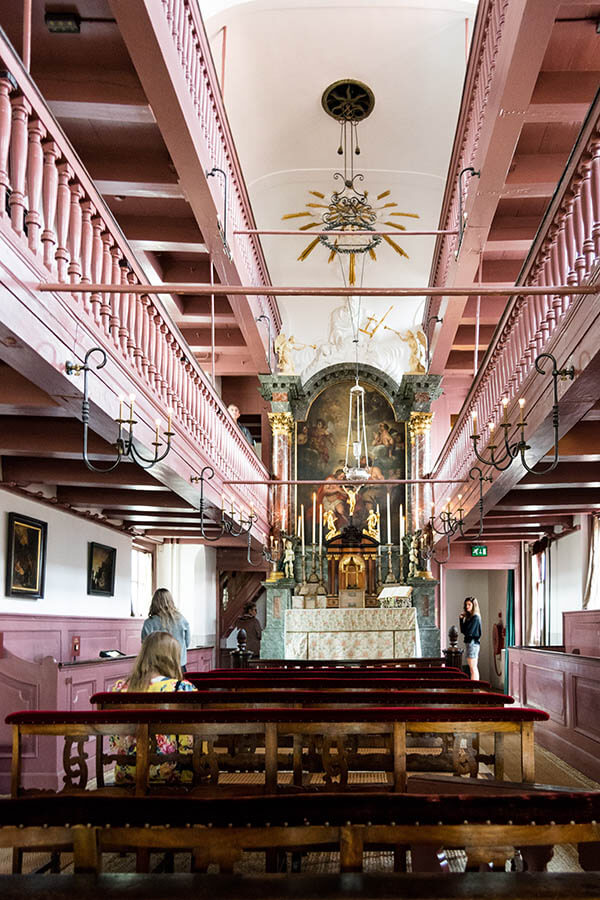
[{"xmin": 471, "ymin": 545, "xmax": 488, "ymax": 557}]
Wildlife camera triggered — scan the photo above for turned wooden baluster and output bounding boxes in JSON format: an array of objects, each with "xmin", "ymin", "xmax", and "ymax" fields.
[
  {"xmin": 556, "ymin": 220, "xmax": 570, "ymax": 317},
  {"xmin": 67, "ymin": 181, "xmax": 83, "ymax": 289},
  {"xmin": 549, "ymin": 243, "xmax": 563, "ymax": 324},
  {"xmin": 55, "ymin": 163, "xmax": 72, "ymax": 282},
  {"xmin": 25, "ymin": 117, "xmax": 45, "ymax": 253},
  {"xmin": 153, "ymin": 315, "xmax": 166, "ymax": 398},
  {"xmin": 571, "ymin": 178, "xmax": 586, "ymax": 284},
  {"xmin": 158, "ymin": 323, "xmax": 170, "ymax": 404},
  {"xmin": 590, "ymin": 138, "xmax": 600, "ymax": 264},
  {"xmin": 146, "ymin": 304, "xmax": 158, "ymax": 386},
  {"xmin": 118, "ymin": 261, "xmax": 131, "ymax": 355},
  {"xmin": 89, "ymin": 215, "xmax": 104, "ymax": 325},
  {"xmin": 99, "ymin": 232, "xmax": 113, "ymax": 334},
  {"xmin": 580, "ymin": 158, "xmax": 594, "ymax": 278},
  {"xmin": 110, "ymin": 247, "xmax": 122, "ymax": 341},
  {"xmin": 164, "ymin": 332, "xmax": 176, "ymax": 415},
  {"xmin": 8, "ymin": 92, "xmax": 30, "ymax": 235},
  {"xmin": 181, "ymin": 360, "xmax": 192, "ymax": 430},
  {"xmin": 40, "ymin": 140, "xmax": 59, "ymax": 270},
  {"xmin": 564, "ymin": 195, "xmax": 578, "ymax": 290},
  {"xmin": 0, "ymin": 72, "xmax": 16, "ymax": 216},
  {"xmin": 127, "ymin": 271, "xmax": 140, "ymax": 364},
  {"xmin": 79, "ymin": 200, "xmax": 94, "ymax": 314},
  {"xmin": 139, "ymin": 294, "xmax": 152, "ymax": 378}
]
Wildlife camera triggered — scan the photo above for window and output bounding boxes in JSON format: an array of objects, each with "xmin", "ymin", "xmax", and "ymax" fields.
[{"xmin": 131, "ymin": 547, "xmax": 153, "ymax": 617}]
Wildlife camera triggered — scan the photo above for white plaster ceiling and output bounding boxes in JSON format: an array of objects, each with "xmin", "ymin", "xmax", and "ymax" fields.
[{"xmin": 201, "ymin": 0, "xmax": 478, "ymax": 381}]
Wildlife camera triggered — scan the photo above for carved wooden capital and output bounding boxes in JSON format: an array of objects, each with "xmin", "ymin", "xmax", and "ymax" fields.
[
  {"xmin": 268, "ymin": 411, "xmax": 294, "ymax": 436},
  {"xmin": 408, "ymin": 411, "xmax": 433, "ymax": 443}
]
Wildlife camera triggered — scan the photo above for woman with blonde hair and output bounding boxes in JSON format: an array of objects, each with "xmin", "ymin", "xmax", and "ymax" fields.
[
  {"xmin": 142, "ymin": 588, "xmax": 190, "ymax": 670},
  {"xmin": 459, "ymin": 596, "xmax": 482, "ymax": 680},
  {"xmin": 110, "ymin": 631, "xmax": 196, "ymax": 785}
]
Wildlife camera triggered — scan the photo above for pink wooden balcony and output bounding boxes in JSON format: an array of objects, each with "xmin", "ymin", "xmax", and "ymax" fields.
[
  {"xmin": 432, "ymin": 92, "xmax": 600, "ymax": 512},
  {"xmin": 0, "ymin": 28, "xmax": 269, "ymax": 529}
]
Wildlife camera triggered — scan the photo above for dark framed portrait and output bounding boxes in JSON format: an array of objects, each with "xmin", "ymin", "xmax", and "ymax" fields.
[
  {"xmin": 6, "ymin": 512, "xmax": 48, "ymax": 599},
  {"xmin": 87, "ymin": 542, "xmax": 117, "ymax": 596}
]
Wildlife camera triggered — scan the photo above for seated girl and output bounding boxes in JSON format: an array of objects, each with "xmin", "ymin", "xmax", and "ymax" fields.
[{"xmin": 109, "ymin": 631, "xmax": 197, "ymax": 785}]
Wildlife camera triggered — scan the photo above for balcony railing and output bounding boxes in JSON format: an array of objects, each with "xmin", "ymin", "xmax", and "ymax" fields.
[
  {"xmin": 432, "ymin": 92, "xmax": 600, "ymax": 500},
  {"xmin": 0, "ymin": 26, "xmax": 268, "ymax": 520},
  {"xmin": 158, "ymin": 0, "xmax": 280, "ymax": 331}
]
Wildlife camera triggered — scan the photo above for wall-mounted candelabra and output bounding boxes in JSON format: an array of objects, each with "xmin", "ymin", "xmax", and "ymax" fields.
[
  {"xmin": 65, "ymin": 347, "xmax": 174, "ymax": 472},
  {"xmin": 421, "ymin": 466, "xmax": 491, "ymax": 565},
  {"xmin": 190, "ymin": 465, "xmax": 256, "ymax": 542},
  {"xmin": 471, "ymin": 352, "xmax": 574, "ymax": 475}
]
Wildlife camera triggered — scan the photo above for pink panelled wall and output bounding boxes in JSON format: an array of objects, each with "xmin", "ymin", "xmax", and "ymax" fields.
[
  {"xmin": 0, "ymin": 28, "xmax": 269, "ymax": 526},
  {"xmin": 0, "ymin": 614, "xmax": 213, "ymax": 791}
]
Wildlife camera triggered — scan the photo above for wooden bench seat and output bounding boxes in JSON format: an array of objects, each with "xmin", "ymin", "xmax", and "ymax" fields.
[
  {"xmin": 187, "ymin": 677, "xmax": 491, "ymax": 691},
  {"xmin": 90, "ymin": 689, "xmax": 515, "ymax": 709},
  {"xmin": 2, "ymin": 872, "xmax": 600, "ymax": 900},
  {"xmin": 0, "ymin": 791, "xmax": 599, "ymax": 874},
  {"xmin": 6, "ymin": 706, "xmax": 548, "ymax": 796}
]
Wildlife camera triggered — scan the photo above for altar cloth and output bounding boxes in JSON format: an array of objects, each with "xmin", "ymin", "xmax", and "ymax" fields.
[{"xmin": 284, "ymin": 607, "xmax": 418, "ymax": 660}]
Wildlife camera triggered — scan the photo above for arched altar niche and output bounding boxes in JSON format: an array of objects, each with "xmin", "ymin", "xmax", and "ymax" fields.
[{"xmin": 296, "ymin": 378, "xmax": 406, "ymax": 542}]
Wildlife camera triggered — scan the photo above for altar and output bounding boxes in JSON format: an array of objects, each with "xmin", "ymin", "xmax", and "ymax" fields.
[{"xmin": 284, "ymin": 607, "xmax": 419, "ymax": 660}]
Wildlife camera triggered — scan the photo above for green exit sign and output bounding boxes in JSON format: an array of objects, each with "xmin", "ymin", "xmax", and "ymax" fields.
[{"xmin": 471, "ymin": 545, "xmax": 488, "ymax": 558}]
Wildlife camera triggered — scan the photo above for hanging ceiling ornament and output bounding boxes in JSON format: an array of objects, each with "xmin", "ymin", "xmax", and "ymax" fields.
[{"xmin": 283, "ymin": 79, "xmax": 419, "ymax": 286}]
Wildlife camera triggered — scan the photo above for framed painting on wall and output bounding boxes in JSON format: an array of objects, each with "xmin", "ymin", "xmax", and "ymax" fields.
[
  {"xmin": 5, "ymin": 512, "xmax": 48, "ymax": 599},
  {"xmin": 87, "ymin": 542, "xmax": 117, "ymax": 596}
]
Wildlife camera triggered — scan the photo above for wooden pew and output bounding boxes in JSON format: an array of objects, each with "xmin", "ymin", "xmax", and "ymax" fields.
[
  {"xmin": 202, "ymin": 667, "xmax": 468, "ymax": 678},
  {"xmin": 6, "ymin": 706, "xmax": 548, "ymax": 796},
  {"xmin": 248, "ymin": 657, "xmax": 449, "ymax": 668},
  {"xmin": 0, "ymin": 791, "xmax": 599, "ymax": 874},
  {"xmin": 90, "ymin": 688, "xmax": 514, "ymax": 709},
  {"xmin": 187, "ymin": 676, "xmax": 492, "ymax": 691}
]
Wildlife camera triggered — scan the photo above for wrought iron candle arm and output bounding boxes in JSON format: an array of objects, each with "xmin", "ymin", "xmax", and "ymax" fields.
[
  {"xmin": 470, "ymin": 352, "xmax": 574, "ymax": 476},
  {"xmin": 190, "ymin": 466, "xmax": 256, "ymax": 542},
  {"xmin": 425, "ymin": 466, "xmax": 492, "ymax": 560},
  {"xmin": 65, "ymin": 346, "xmax": 174, "ymax": 473}
]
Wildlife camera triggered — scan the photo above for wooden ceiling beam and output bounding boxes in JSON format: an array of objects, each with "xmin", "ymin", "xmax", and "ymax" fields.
[
  {"xmin": 57, "ymin": 487, "xmax": 190, "ymax": 510},
  {"xmin": 0, "ymin": 417, "xmax": 117, "ymax": 460},
  {"xmin": 2, "ymin": 457, "xmax": 164, "ymax": 489}
]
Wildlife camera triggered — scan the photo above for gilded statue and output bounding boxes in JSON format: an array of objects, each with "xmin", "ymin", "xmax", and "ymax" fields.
[
  {"xmin": 274, "ymin": 333, "xmax": 317, "ymax": 375},
  {"xmin": 363, "ymin": 507, "xmax": 380, "ymax": 541},
  {"xmin": 384, "ymin": 326, "xmax": 427, "ymax": 374},
  {"xmin": 342, "ymin": 484, "xmax": 361, "ymax": 517},
  {"xmin": 323, "ymin": 509, "xmax": 339, "ymax": 541}
]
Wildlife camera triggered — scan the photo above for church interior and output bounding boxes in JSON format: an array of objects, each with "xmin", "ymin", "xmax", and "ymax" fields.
[{"xmin": 1, "ymin": 0, "xmax": 600, "ymax": 895}]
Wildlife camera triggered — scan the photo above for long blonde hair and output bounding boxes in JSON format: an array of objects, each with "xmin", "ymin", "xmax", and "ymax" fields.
[
  {"xmin": 148, "ymin": 588, "xmax": 181, "ymax": 628},
  {"xmin": 464, "ymin": 596, "xmax": 481, "ymax": 619},
  {"xmin": 127, "ymin": 631, "xmax": 182, "ymax": 691}
]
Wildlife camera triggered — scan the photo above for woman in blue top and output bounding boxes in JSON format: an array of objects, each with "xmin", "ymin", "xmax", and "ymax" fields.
[
  {"xmin": 459, "ymin": 596, "xmax": 482, "ymax": 680},
  {"xmin": 142, "ymin": 588, "xmax": 191, "ymax": 670}
]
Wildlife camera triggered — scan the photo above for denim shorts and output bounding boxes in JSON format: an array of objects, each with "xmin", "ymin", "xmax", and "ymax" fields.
[{"xmin": 465, "ymin": 641, "xmax": 480, "ymax": 660}]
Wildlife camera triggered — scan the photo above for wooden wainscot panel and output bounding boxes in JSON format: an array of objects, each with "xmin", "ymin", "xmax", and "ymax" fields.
[
  {"xmin": 509, "ymin": 658, "xmax": 521, "ymax": 702},
  {"xmin": 523, "ymin": 663, "xmax": 566, "ymax": 724},
  {"xmin": 572, "ymin": 676, "xmax": 600, "ymax": 743},
  {"xmin": 564, "ymin": 610, "xmax": 600, "ymax": 657}
]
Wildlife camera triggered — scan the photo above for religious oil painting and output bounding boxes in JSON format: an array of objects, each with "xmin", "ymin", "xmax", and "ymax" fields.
[
  {"xmin": 6, "ymin": 512, "xmax": 48, "ymax": 599},
  {"xmin": 297, "ymin": 381, "xmax": 406, "ymax": 542},
  {"xmin": 87, "ymin": 542, "xmax": 117, "ymax": 596}
]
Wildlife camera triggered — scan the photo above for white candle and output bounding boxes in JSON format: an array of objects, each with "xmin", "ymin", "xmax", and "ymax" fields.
[
  {"xmin": 319, "ymin": 503, "xmax": 323, "ymax": 554},
  {"xmin": 519, "ymin": 398, "xmax": 525, "ymax": 424},
  {"xmin": 386, "ymin": 491, "xmax": 391, "ymax": 544},
  {"xmin": 128, "ymin": 393, "xmax": 135, "ymax": 421},
  {"xmin": 301, "ymin": 504, "xmax": 305, "ymax": 556},
  {"xmin": 399, "ymin": 504, "xmax": 405, "ymax": 542},
  {"xmin": 118, "ymin": 394, "xmax": 124, "ymax": 421},
  {"xmin": 312, "ymin": 492, "xmax": 316, "ymax": 545},
  {"xmin": 297, "ymin": 514, "xmax": 301, "ymax": 537},
  {"xmin": 167, "ymin": 406, "xmax": 173, "ymax": 432},
  {"xmin": 471, "ymin": 409, "xmax": 477, "ymax": 434},
  {"xmin": 154, "ymin": 419, "xmax": 160, "ymax": 443},
  {"xmin": 281, "ymin": 508, "xmax": 287, "ymax": 533}
]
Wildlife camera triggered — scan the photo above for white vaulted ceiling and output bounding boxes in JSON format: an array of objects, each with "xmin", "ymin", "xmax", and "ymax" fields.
[{"xmin": 201, "ymin": 0, "xmax": 478, "ymax": 381}]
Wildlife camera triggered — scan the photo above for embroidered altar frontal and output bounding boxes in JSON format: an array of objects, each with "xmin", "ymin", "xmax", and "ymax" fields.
[{"xmin": 284, "ymin": 607, "xmax": 418, "ymax": 660}]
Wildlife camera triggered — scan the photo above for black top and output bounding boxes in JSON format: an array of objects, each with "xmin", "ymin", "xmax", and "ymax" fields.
[{"xmin": 460, "ymin": 613, "xmax": 482, "ymax": 644}]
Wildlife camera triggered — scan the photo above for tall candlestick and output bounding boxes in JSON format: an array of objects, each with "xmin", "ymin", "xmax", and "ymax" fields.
[
  {"xmin": 386, "ymin": 491, "xmax": 391, "ymax": 544},
  {"xmin": 301, "ymin": 504, "xmax": 305, "ymax": 556},
  {"xmin": 319, "ymin": 503, "xmax": 323, "ymax": 554},
  {"xmin": 312, "ymin": 492, "xmax": 316, "ymax": 545},
  {"xmin": 297, "ymin": 514, "xmax": 301, "ymax": 537}
]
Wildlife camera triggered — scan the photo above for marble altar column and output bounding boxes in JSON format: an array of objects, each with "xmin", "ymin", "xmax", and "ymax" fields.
[
  {"xmin": 408, "ymin": 412, "xmax": 433, "ymax": 532},
  {"xmin": 268, "ymin": 411, "xmax": 294, "ymax": 537}
]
